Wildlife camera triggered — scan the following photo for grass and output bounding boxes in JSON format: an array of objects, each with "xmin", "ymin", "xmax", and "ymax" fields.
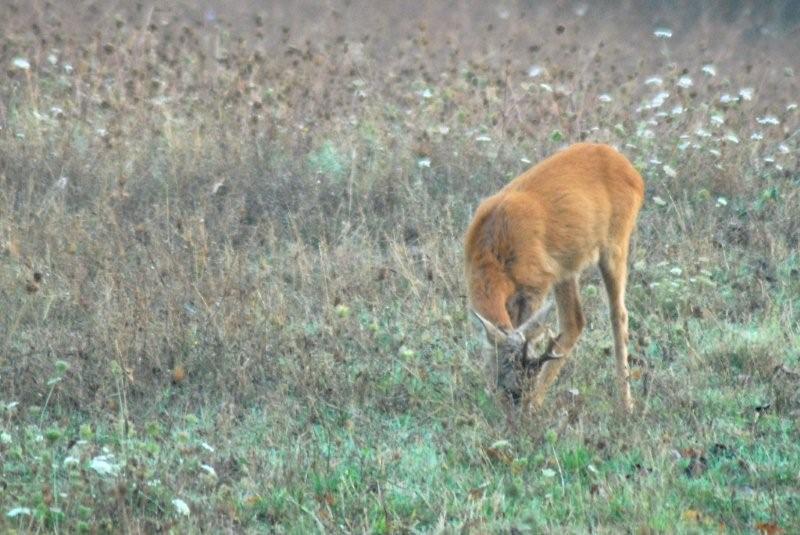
[{"xmin": 1, "ymin": 1, "xmax": 800, "ymax": 532}]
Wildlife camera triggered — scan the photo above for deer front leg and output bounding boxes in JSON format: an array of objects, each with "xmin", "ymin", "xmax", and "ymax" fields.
[{"xmin": 526, "ymin": 277, "xmax": 584, "ymax": 412}]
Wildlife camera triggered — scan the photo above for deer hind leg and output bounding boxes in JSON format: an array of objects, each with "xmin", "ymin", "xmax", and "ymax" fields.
[
  {"xmin": 600, "ymin": 245, "xmax": 634, "ymax": 413},
  {"xmin": 527, "ymin": 276, "xmax": 584, "ymax": 411}
]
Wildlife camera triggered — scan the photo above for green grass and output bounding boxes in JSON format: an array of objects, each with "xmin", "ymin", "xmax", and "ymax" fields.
[
  {"xmin": 3, "ymin": 298, "xmax": 798, "ymax": 532},
  {"xmin": 2, "ymin": 1, "xmax": 800, "ymax": 532}
]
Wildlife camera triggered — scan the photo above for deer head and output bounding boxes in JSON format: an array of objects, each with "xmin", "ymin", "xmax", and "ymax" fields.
[{"xmin": 473, "ymin": 301, "xmax": 556, "ymax": 401}]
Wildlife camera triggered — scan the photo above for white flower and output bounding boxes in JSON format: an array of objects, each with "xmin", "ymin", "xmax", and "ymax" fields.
[
  {"xmin": 527, "ymin": 65, "xmax": 543, "ymax": 78},
  {"xmin": 437, "ymin": 125, "xmax": 450, "ymax": 135},
  {"xmin": 751, "ymin": 132, "xmax": 764, "ymax": 140},
  {"xmin": 520, "ymin": 157, "xmax": 531, "ymax": 164},
  {"xmin": 200, "ymin": 442, "xmax": 215, "ymax": 452},
  {"xmin": 649, "ymin": 92, "xmax": 670, "ymax": 109},
  {"xmin": 787, "ymin": 103, "xmax": 798, "ymax": 111},
  {"xmin": 417, "ymin": 158, "xmax": 431, "ymax": 168},
  {"xmin": 671, "ymin": 105, "xmax": 684, "ymax": 115},
  {"xmin": 598, "ymin": 94, "xmax": 613, "ymax": 103},
  {"xmin": 710, "ymin": 114, "xmax": 724, "ymax": 126},
  {"xmin": 701, "ymin": 64, "xmax": 717, "ymax": 76},
  {"xmin": 89, "ymin": 455, "xmax": 120, "ymax": 477},
  {"xmin": 778, "ymin": 144, "xmax": 790, "ymax": 154},
  {"xmin": 654, "ymin": 28, "xmax": 673, "ymax": 38},
  {"xmin": 475, "ymin": 135, "xmax": 491, "ymax": 142},
  {"xmin": 200, "ymin": 464, "xmax": 217, "ymax": 478},
  {"xmin": 173, "ymin": 498, "xmax": 190, "ymax": 516},
  {"xmin": 55, "ymin": 176, "xmax": 69, "ymax": 189},
  {"xmin": 756, "ymin": 116, "xmax": 780, "ymax": 125},
  {"xmin": 695, "ymin": 128, "xmax": 711, "ymax": 138},
  {"xmin": 716, "ymin": 197, "xmax": 727, "ymax": 207},
  {"xmin": 0, "ymin": 432, "xmax": 11, "ymax": 444},
  {"xmin": 652, "ymin": 196, "xmax": 667, "ymax": 206},
  {"xmin": 417, "ymin": 88, "xmax": 432, "ymax": 99},
  {"xmin": 720, "ymin": 94, "xmax": 735, "ymax": 104},
  {"xmin": 662, "ymin": 165, "xmax": 677, "ymax": 178},
  {"xmin": 738, "ymin": 88, "xmax": 753, "ymax": 101},
  {"xmin": 539, "ymin": 83, "xmax": 553, "ymax": 92},
  {"xmin": 6, "ymin": 507, "xmax": 31, "ymax": 518},
  {"xmin": 708, "ymin": 148, "xmax": 721, "ymax": 157},
  {"xmin": 677, "ymin": 76, "xmax": 693, "ymax": 89},
  {"xmin": 63, "ymin": 456, "xmax": 79, "ymax": 467},
  {"xmin": 670, "ymin": 267, "xmax": 683, "ymax": 276},
  {"xmin": 12, "ymin": 58, "xmax": 30, "ymax": 70},
  {"xmin": 63, "ymin": 63, "xmax": 73, "ymax": 73},
  {"xmin": 645, "ymin": 76, "xmax": 663, "ymax": 86},
  {"xmin": 724, "ymin": 133, "xmax": 740, "ymax": 144}
]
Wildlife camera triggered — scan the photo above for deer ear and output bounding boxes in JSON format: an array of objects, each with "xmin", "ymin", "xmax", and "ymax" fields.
[
  {"xmin": 472, "ymin": 310, "xmax": 508, "ymax": 345},
  {"xmin": 517, "ymin": 300, "xmax": 554, "ymax": 342}
]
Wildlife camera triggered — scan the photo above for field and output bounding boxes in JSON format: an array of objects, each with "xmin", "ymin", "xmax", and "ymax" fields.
[{"xmin": 1, "ymin": 1, "xmax": 799, "ymax": 532}]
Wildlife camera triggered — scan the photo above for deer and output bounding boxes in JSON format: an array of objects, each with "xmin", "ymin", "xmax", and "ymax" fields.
[{"xmin": 464, "ymin": 143, "xmax": 644, "ymax": 414}]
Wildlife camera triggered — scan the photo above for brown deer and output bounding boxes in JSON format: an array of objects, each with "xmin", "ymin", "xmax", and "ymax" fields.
[{"xmin": 464, "ymin": 143, "xmax": 644, "ymax": 413}]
